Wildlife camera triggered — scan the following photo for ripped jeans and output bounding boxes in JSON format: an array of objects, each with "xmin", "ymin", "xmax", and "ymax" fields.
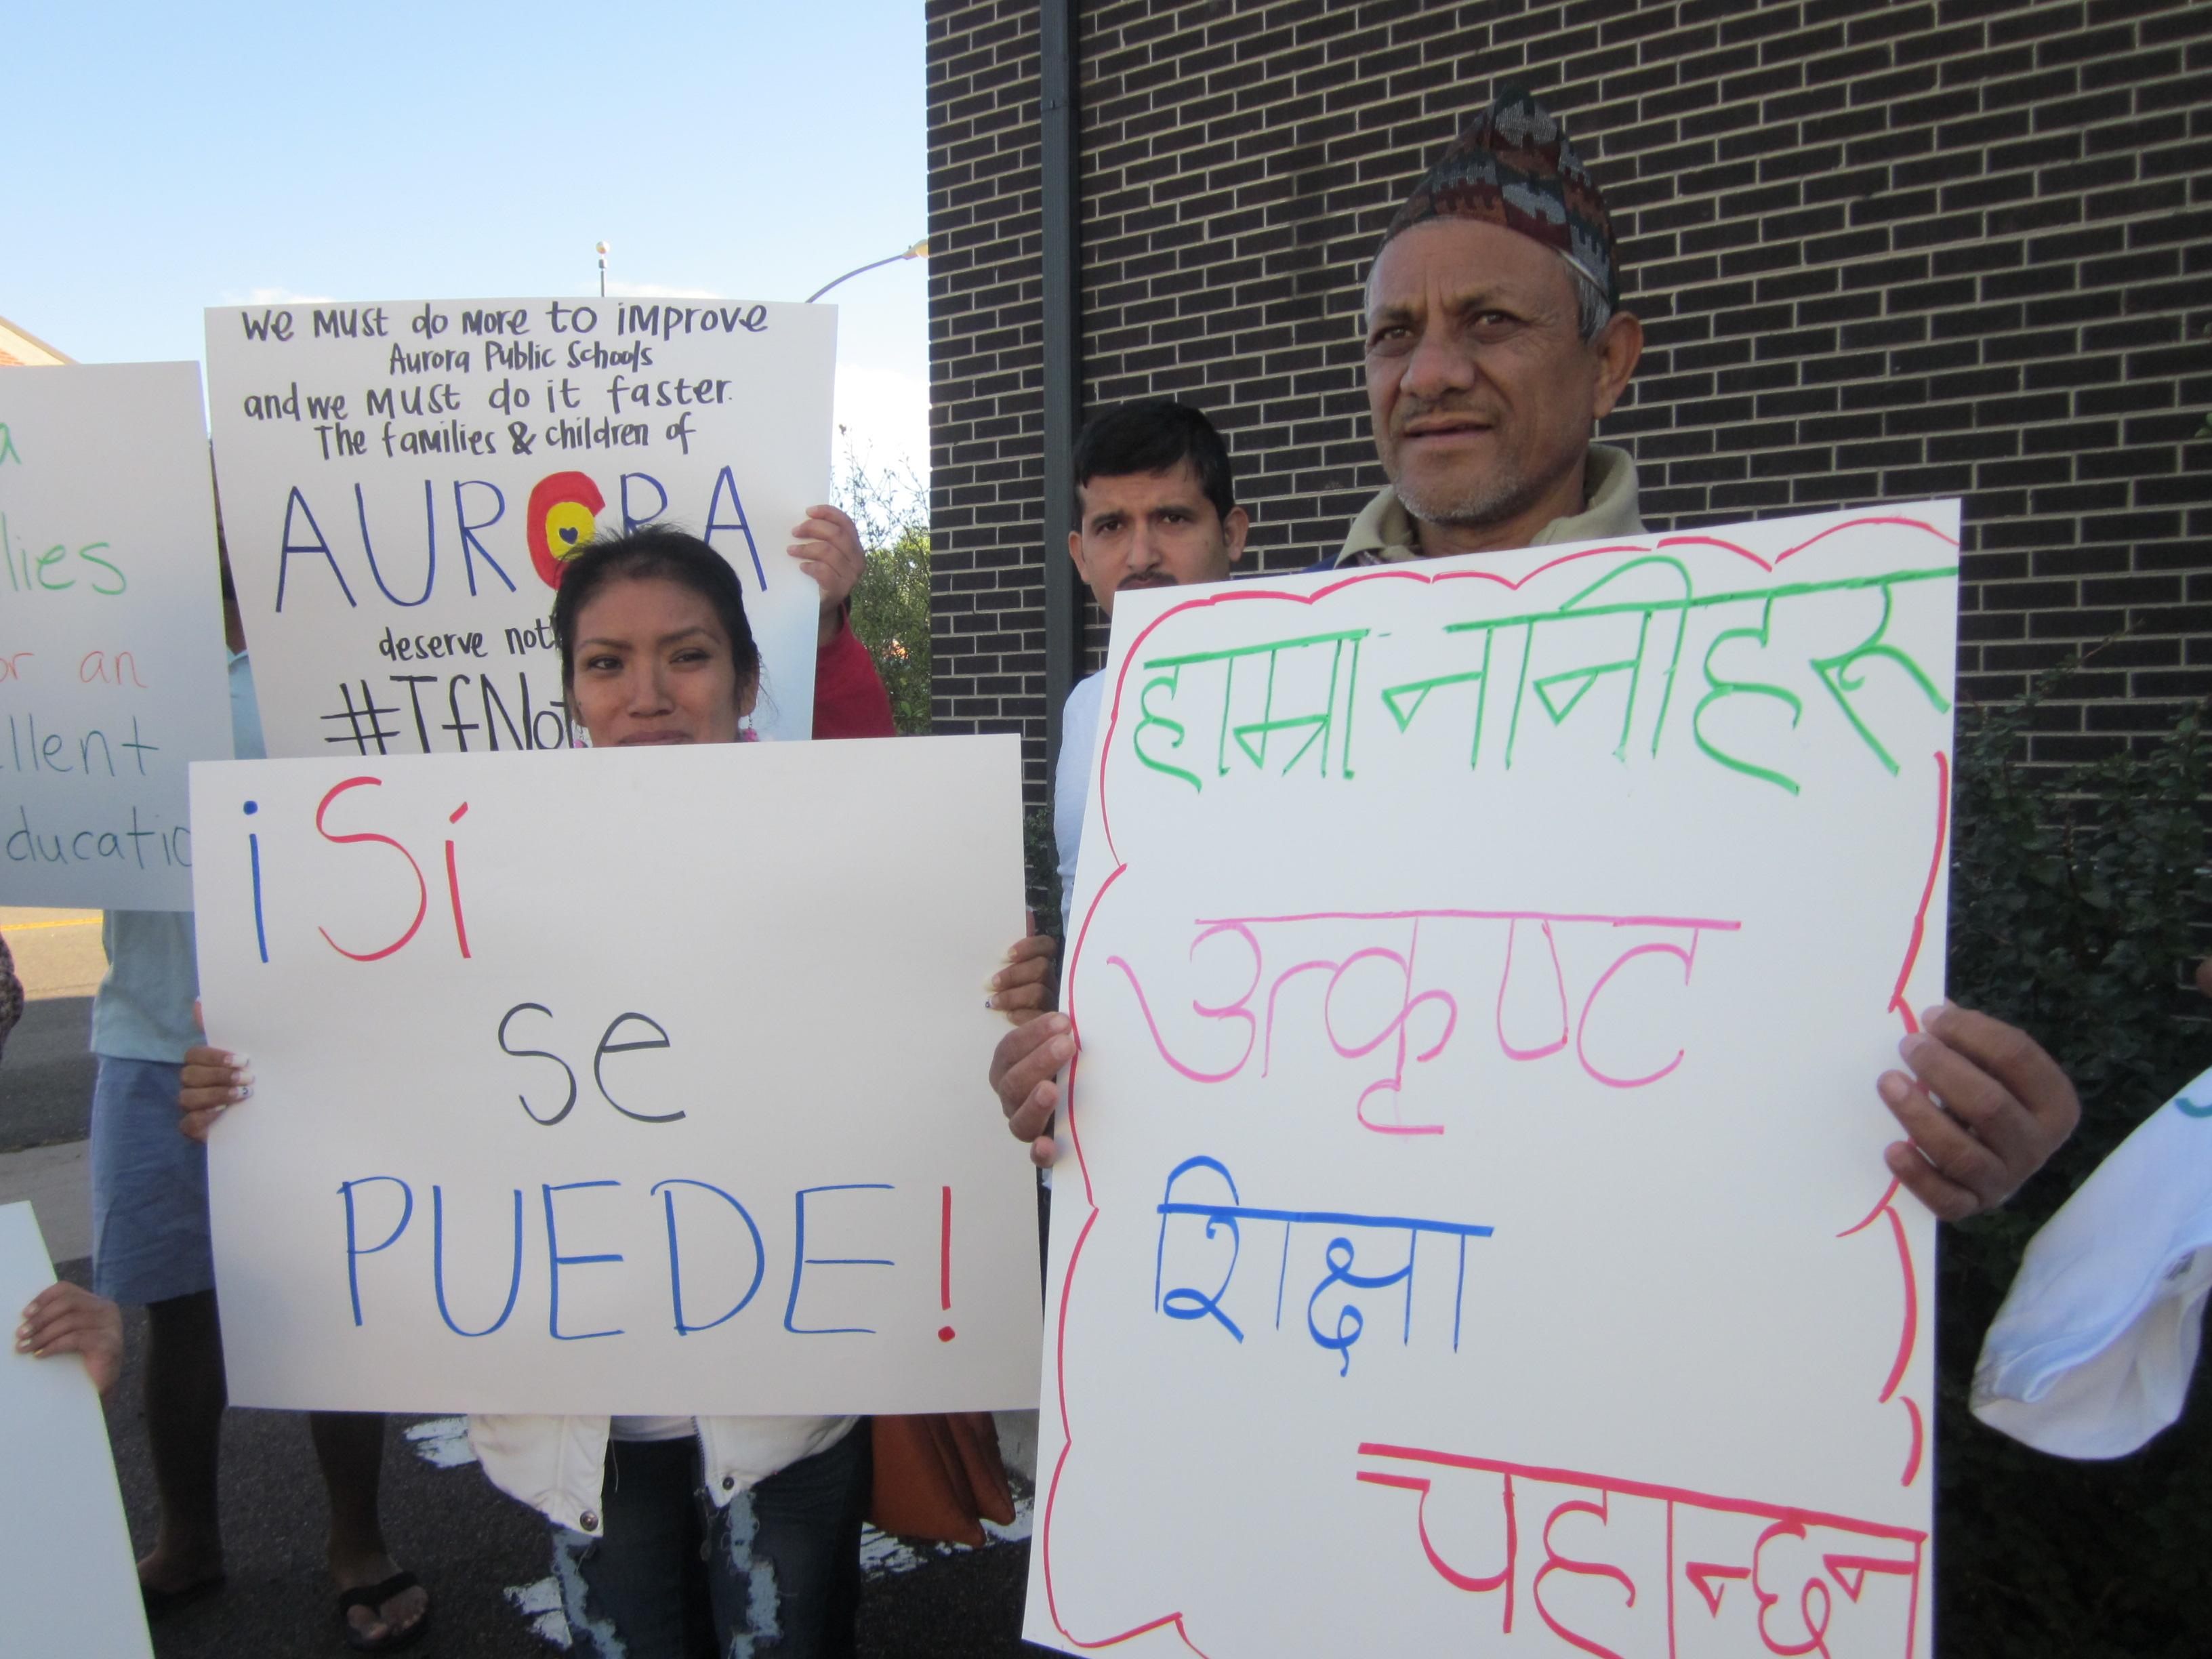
[{"xmin": 552, "ymin": 1425, "xmax": 869, "ymax": 1659}]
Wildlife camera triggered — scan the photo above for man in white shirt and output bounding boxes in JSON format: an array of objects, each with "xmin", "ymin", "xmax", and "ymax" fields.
[{"xmin": 985, "ymin": 399, "xmax": 1248, "ymax": 1111}]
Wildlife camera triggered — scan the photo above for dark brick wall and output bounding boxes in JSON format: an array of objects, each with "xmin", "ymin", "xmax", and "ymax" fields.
[{"xmin": 927, "ymin": 0, "xmax": 2212, "ymax": 800}]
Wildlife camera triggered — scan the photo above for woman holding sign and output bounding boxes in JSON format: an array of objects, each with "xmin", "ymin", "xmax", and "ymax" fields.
[{"xmin": 181, "ymin": 518, "xmax": 893, "ymax": 1657}]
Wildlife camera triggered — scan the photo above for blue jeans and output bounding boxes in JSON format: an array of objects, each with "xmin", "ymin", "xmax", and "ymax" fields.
[{"xmin": 552, "ymin": 1426, "xmax": 869, "ymax": 1659}]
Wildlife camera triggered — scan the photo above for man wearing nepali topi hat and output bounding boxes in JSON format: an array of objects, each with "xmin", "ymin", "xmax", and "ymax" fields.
[
  {"xmin": 1321, "ymin": 89, "xmax": 2083, "ymax": 1225},
  {"xmin": 1338, "ymin": 87, "xmax": 1646, "ymax": 565}
]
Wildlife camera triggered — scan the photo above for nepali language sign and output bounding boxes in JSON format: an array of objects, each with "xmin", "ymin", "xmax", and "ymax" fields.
[
  {"xmin": 1026, "ymin": 504, "xmax": 1961, "ymax": 1658},
  {"xmin": 190, "ymin": 735, "xmax": 1041, "ymax": 1414},
  {"xmin": 0, "ymin": 363, "xmax": 234, "ymax": 909},
  {"xmin": 203, "ymin": 297, "xmax": 834, "ymax": 755}
]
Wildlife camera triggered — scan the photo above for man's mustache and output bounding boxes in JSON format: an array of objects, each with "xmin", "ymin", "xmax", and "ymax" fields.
[{"xmin": 1393, "ymin": 396, "xmax": 1498, "ymax": 434}]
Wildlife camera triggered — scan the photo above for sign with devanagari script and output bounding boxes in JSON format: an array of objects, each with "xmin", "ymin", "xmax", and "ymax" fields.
[{"xmin": 1025, "ymin": 504, "xmax": 1959, "ymax": 1657}]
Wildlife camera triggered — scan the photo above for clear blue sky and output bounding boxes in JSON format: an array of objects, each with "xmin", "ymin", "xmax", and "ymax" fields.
[{"xmin": 9, "ymin": 0, "xmax": 929, "ymax": 468}]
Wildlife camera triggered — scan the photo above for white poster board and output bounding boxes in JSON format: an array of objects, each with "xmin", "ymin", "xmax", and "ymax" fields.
[
  {"xmin": 0, "ymin": 1203, "xmax": 155, "ymax": 1659},
  {"xmin": 1026, "ymin": 504, "xmax": 1960, "ymax": 1658},
  {"xmin": 0, "ymin": 363, "xmax": 234, "ymax": 909},
  {"xmin": 203, "ymin": 298, "xmax": 834, "ymax": 754},
  {"xmin": 190, "ymin": 736, "xmax": 1042, "ymax": 1414}
]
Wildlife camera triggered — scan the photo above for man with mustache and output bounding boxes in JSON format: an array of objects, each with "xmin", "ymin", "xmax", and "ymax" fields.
[
  {"xmin": 1337, "ymin": 88, "xmax": 1644, "ymax": 568},
  {"xmin": 996, "ymin": 91, "xmax": 2078, "ymax": 1226},
  {"xmin": 986, "ymin": 398, "xmax": 1248, "ymax": 1089},
  {"xmin": 1332, "ymin": 89, "xmax": 2078, "ymax": 1219}
]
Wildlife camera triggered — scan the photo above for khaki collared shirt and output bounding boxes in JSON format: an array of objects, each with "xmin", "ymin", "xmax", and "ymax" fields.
[{"xmin": 1333, "ymin": 443, "xmax": 1645, "ymax": 565}]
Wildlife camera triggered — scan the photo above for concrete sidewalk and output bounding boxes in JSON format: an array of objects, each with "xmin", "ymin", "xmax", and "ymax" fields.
[{"xmin": 0, "ymin": 1136, "xmax": 91, "ymax": 1261}]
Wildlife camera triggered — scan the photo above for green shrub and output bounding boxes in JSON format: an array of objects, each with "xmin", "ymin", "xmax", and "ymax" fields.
[
  {"xmin": 1023, "ymin": 804, "xmax": 1062, "ymax": 944},
  {"xmin": 837, "ymin": 443, "xmax": 932, "ymax": 735},
  {"xmin": 1938, "ymin": 674, "xmax": 2211, "ymax": 1657}
]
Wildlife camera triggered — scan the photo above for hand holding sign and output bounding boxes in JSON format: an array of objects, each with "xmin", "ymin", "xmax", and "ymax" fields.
[
  {"xmin": 1877, "ymin": 1001, "xmax": 2081, "ymax": 1220},
  {"xmin": 14, "ymin": 1282, "xmax": 125, "ymax": 1398},
  {"xmin": 787, "ymin": 504, "xmax": 867, "ymax": 642}
]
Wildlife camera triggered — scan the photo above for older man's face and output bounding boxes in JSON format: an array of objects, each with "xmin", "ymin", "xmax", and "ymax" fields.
[{"xmin": 1364, "ymin": 218, "xmax": 1636, "ymax": 547}]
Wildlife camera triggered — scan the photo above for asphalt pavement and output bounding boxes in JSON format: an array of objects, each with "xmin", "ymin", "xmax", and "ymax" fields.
[{"xmin": 79, "ymin": 1281, "xmax": 1042, "ymax": 1657}]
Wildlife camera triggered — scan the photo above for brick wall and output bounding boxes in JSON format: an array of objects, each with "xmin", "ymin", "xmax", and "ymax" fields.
[{"xmin": 927, "ymin": 0, "xmax": 2212, "ymax": 800}]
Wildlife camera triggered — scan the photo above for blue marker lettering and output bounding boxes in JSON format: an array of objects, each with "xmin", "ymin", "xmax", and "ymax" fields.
[
  {"xmin": 244, "ymin": 800, "xmax": 266, "ymax": 963},
  {"xmin": 432, "ymin": 1185, "xmax": 525, "ymax": 1338},
  {"xmin": 543, "ymin": 1180, "xmax": 624, "ymax": 1340},
  {"xmin": 338, "ymin": 1175, "xmax": 414, "ymax": 1326},
  {"xmin": 652, "ymin": 1179, "xmax": 765, "ymax": 1335},
  {"xmin": 783, "ymin": 1184, "xmax": 894, "ymax": 1336}
]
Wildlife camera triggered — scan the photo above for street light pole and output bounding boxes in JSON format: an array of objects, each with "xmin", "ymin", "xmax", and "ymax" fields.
[
  {"xmin": 805, "ymin": 239, "xmax": 928, "ymax": 304},
  {"xmin": 595, "ymin": 241, "xmax": 609, "ymax": 298}
]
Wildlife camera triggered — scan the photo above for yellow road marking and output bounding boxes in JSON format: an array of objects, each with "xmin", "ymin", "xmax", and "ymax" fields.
[{"xmin": 3, "ymin": 918, "xmax": 102, "ymax": 930}]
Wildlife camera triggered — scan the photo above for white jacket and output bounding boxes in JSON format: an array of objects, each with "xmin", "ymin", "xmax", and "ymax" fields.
[
  {"xmin": 467, "ymin": 1413, "xmax": 857, "ymax": 1535},
  {"xmin": 1973, "ymin": 1063, "xmax": 2212, "ymax": 1458}
]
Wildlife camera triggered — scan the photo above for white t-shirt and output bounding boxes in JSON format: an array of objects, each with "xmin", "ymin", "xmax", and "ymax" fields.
[
  {"xmin": 1973, "ymin": 1061, "xmax": 2212, "ymax": 1458},
  {"xmin": 1053, "ymin": 670, "xmax": 1106, "ymax": 926},
  {"xmin": 609, "ymin": 1414, "xmax": 697, "ymax": 1442}
]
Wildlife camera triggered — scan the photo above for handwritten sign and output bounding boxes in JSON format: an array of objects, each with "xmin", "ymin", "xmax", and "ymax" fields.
[
  {"xmin": 189, "ymin": 735, "xmax": 1041, "ymax": 1414},
  {"xmin": 1025, "ymin": 504, "xmax": 1959, "ymax": 1657},
  {"xmin": 0, "ymin": 363, "xmax": 233, "ymax": 909},
  {"xmin": 0, "ymin": 1203, "xmax": 155, "ymax": 1659},
  {"xmin": 203, "ymin": 298, "xmax": 834, "ymax": 754}
]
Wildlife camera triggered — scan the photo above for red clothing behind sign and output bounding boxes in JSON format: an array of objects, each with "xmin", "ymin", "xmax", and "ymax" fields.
[{"xmin": 812, "ymin": 613, "xmax": 897, "ymax": 740}]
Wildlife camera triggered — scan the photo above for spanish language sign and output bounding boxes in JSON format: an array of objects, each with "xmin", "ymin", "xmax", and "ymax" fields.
[
  {"xmin": 190, "ymin": 735, "xmax": 1041, "ymax": 1414},
  {"xmin": 203, "ymin": 298, "xmax": 834, "ymax": 754},
  {"xmin": 1025, "ymin": 504, "xmax": 1961, "ymax": 1658},
  {"xmin": 0, "ymin": 1203, "xmax": 155, "ymax": 1659},
  {"xmin": 0, "ymin": 363, "xmax": 233, "ymax": 909}
]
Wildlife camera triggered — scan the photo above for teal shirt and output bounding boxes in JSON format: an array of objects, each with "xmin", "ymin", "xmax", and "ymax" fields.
[{"xmin": 90, "ymin": 653, "xmax": 264, "ymax": 1062}]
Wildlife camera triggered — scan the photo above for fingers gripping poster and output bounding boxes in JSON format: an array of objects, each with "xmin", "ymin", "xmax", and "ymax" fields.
[
  {"xmin": 1025, "ymin": 504, "xmax": 1961, "ymax": 1658},
  {"xmin": 0, "ymin": 363, "xmax": 233, "ymax": 909},
  {"xmin": 189, "ymin": 735, "xmax": 1042, "ymax": 1414},
  {"xmin": 204, "ymin": 298, "xmax": 833, "ymax": 753}
]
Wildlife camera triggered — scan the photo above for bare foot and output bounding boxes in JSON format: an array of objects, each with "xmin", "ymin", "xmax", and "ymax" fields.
[
  {"xmin": 331, "ymin": 1551, "xmax": 428, "ymax": 1647},
  {"xmin": 138, "ymin": 1538, "xmax": 225, "ymax": 1598}
]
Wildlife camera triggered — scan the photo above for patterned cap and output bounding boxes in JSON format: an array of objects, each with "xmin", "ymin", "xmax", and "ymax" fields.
[{"xmin": 1380, "ymin": 87, "xmax": 1619, "ymax": 308}]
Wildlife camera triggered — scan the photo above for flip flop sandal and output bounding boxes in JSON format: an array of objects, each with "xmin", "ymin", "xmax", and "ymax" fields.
[
  {"xmin": 337, "ymin": 1570, "xmax": 430, "ymax": 1654},
  {"xmin": 141, "ymin": 1573, "xmax": 226, "ymax": 1619}
]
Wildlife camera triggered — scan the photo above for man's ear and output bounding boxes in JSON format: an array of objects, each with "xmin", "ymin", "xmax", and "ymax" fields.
[
  {"xmin": 1590, "ymin": 311, "xmax": 1643, "ymax": 422},
  {"xmin": 1223, "ymin": 506, "xmax": 1251, "ymax": 566},
  {"xmin": 1067, "ymin": 528, "xmax": 1092, "ymax": 586}
]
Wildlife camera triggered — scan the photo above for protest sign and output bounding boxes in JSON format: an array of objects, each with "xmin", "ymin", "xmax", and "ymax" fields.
[
  {"xmin": 0, "ymin": 1203, "xmax": 154, "ymax": 1659},
  {"xmin": 190, "ymin": 734, "xmax": 1039, "ymax": 1414},
  {"xmin": 0, "ymin": 363, "xmax": 233, "ymax": 909},
  {"xmin": 1025, "ymin": 504, "xmax": 1960, "ymax": 1657},
  {"xmin": 203, "ymin": 297, "xmax": 834, "ymax": 754}
]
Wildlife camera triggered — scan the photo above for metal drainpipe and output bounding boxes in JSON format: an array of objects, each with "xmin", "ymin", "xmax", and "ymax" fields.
[{"xmin": 1039, "ymin": 0, "xmax": 1082, "ymax": 779}]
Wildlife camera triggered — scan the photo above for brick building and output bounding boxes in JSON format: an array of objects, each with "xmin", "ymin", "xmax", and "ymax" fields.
[{"xmin": 924, "ymin": 0, "xmax": 2211, "ymax": 806}]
